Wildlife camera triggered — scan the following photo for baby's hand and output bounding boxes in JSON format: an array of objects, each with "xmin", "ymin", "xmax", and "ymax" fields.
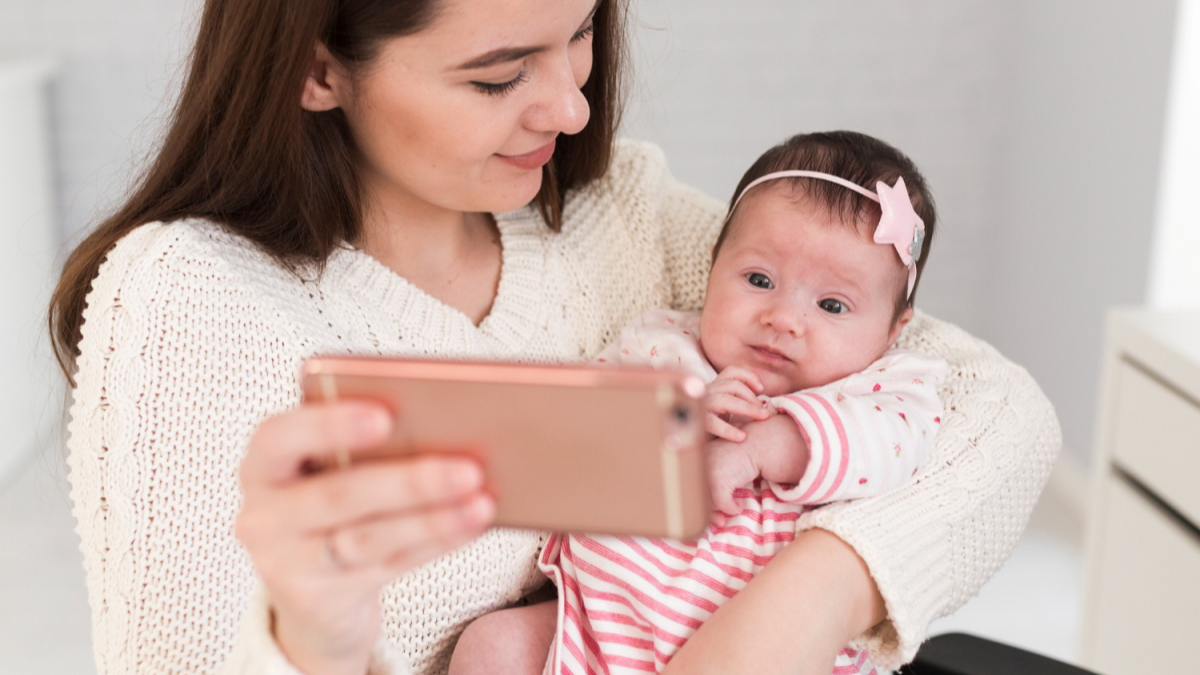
[
  {"xmin": 705, "ymin": 367, "xmax": 771, "ymax": 442},
  {"xmin": 706, "ymin": 415, "xmax": 811, "ymax": 526},
  {"xmin": 705, "ymin": 436, "xmax": 759, "ymax": 524}
]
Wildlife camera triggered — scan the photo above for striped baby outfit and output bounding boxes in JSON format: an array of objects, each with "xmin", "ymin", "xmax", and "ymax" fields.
[{"xmin": 539, "ymin": 309, "xmax": 946, "ymax": 674}]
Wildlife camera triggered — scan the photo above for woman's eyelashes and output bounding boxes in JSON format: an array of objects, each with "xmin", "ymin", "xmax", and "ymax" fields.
[
  {"xmin": 572, "ymin": 22, "xmax": 595, "ymax": 43},
  {"xmin": 471, "ymin": 23, "xmax": 592, "ymax": 97},
  {"xmin": 745, "ymin": 272, "xmax": 773, "ymax": 289},
  {"xmin": 471, "ymin": 69, "xmax": 529, "ymax": 96}
]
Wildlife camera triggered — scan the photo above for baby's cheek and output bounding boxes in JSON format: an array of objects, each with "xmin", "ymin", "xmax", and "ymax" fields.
[{"xmin": 697, "ymin": 335, "xmax": 728, "ymax": 373}]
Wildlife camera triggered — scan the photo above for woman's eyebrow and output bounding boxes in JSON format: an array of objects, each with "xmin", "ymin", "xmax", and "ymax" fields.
[
  {"xmin": 456, "ymin": 0, "xmax": 601, "ymax": 71},
  {"xmin": 456, "ymin": 46, "xmax": 545, "ymax": 71}
]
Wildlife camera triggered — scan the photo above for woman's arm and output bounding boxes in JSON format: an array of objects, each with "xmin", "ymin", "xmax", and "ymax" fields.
[
  {"xmin": 68, "ymin": 223, "xmax": 281, "ymax": 675},
  {"xmin": 664, "ymin": 528, "xmax": 885, "ymax": 675},
  {"xmin": 68, "ymin": 222, "xmax": 490, "ymax": 675}
]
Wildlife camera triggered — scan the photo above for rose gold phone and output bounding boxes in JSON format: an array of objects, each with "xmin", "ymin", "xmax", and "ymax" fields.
[{"xmin": 301, "ymin": 356, "xmax": 712, "ymax": 539}]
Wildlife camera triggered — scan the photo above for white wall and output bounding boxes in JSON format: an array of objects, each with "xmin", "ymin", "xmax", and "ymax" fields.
[
  {"xmin": 624, "ymin": 0, "xmax": 1013, "ymax": 335},
  {"xmin": 0, "ymin": 0, "xmax": 198, "ymax": 478},
  {"xmin": 0, "ymin": 62, "xmax": 58, "ymax": 483},
  {"xmin": 0, "ymin": 0, "xmax": 197, "ymax": 245},
  {"xmin": 3, "ymin": 0, "xmax": 1183, "ymax": 472},
  {"xmin": 1149, "ymin": 0, "xmax": 1200, "ymax": 309},
  {"xmin": 982, "ymin": 0, "xmax": 1177, "ymax": 467}
]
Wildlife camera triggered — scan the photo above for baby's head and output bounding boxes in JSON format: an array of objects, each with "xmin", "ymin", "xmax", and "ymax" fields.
[{"xmin": 699, "ymin": 131, "xmax": 937, "ymax": 396}]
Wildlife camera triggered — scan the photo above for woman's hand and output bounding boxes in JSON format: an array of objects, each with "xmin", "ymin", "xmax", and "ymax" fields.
[{"xmin": 235, "ymin": 401, "xmax": 495, "ymax": 675}]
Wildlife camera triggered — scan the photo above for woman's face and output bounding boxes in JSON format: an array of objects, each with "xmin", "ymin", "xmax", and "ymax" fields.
[{"xmin": 337, "ymin": 0, "xmax": 598, "ymax": 218}]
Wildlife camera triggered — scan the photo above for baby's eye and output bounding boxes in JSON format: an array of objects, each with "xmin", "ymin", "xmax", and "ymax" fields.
[
  {"xmin": 745, "ymin": 272, "xmax": 773, "ymax": 289},
  {"xmin": 818, "ymin": 298, "xmax": 847, "ymax": 314}
]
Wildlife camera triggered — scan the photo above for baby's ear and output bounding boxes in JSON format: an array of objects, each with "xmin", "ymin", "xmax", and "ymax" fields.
[{"xmin": 887, "ymin": 307, "xmax": 914, "ymax": 348}]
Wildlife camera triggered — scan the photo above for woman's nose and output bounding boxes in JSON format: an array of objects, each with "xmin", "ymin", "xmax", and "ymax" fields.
[{"xmin": 527, "ymin": 58, "xmax": 590, "ymax": 136}]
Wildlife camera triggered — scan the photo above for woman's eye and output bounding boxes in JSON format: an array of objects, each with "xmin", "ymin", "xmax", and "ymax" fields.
[
  {"xmin": 472, "ymin": 70, "xmax": 529, "ymax": 96},
  {"xmin": 745, "ymin": 272, "xmax": 773, "ymax": 289},
  {"xmin": 818, "ymin": 298, "xmax": 847, "ymax": 314},
  {"xmin": 572, "ymin": 22, "xmax": 595, "ymax": 43}
]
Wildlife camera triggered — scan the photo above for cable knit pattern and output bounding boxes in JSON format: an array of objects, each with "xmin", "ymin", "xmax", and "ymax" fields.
[
  {"xmin": 803, "ymin": 311, "xmax": 1062, "ymax": 670},
  {"xmin": 65, "ymin": 139, "xmax": 1059, "ymax": 675}
]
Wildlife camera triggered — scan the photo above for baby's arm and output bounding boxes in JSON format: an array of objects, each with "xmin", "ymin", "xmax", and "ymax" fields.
[
  {"xmin": 448, "ymin": 601, "xmax": 557, "ymax": 675},
  {"xmin": 768, "ymin": 350, "xmax": 947, "ymax": 504},
  {"xmin": 705, "ymin": 367, "xmax": 805, "ymax": 517}
]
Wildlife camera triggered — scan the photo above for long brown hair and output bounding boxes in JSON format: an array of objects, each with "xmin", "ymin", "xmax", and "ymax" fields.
[{"xmin": 49, "ymin": 0, "xmax": 627, "ymax": 385}]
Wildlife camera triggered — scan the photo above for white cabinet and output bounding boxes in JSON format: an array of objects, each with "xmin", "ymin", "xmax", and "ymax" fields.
[
  {"xmin": 1081, "ymin": 310, "xmax": 1200, "ymax": 674},
  {"xmin": 0, "ymin": 60, "xmax": 58, "ymax": 483}
]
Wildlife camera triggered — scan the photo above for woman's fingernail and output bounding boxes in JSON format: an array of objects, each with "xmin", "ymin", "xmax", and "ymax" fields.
[
  {"xmin": 450, "ymin": 462, "xmax": 485, "ymax": 492},
  {"xmin": 353, "ymin": 407, "xmax": 391, "ymax": 442},
  {"xmin": 465, "ymin": 492, "xmax": 496, "ymax": 527}
]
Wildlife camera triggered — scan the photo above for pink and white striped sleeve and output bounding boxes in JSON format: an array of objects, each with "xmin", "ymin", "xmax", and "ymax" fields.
[{"xmin": 769, "ymin": 350, "xmax": 947, "ymax": 505}]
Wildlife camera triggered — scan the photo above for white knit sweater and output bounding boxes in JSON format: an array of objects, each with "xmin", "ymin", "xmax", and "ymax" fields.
[{"xmin": 66, "ymin": 140, "xmax": 1060, "ymax": 675}]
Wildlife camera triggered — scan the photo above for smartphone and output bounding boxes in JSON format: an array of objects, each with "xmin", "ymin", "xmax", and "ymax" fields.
[{"xmin": 301, "ymin": 355, "xmax": 712, "ymax": 539}]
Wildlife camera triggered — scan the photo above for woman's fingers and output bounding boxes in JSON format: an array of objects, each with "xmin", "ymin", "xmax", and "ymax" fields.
[
  {"xmin": 328, "ymin": 491, "xmax": 495, "ymax": 571},
  {"xmin": 271, "ymin": 454, "xmax": 488, "ymax": 533},
  {"xmin": 235, "ymin": 401, "xmax": 500, "ymax": 675},
  {"xmin": 237, "ymin": 399, "xmax": 497, "ymax": 578},
  {"xmin": 242, "ymin": 402, "xmax": 393, "ymax": 485}
]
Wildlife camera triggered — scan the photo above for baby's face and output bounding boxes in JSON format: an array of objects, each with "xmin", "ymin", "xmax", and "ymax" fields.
[{"xmin": 700, "ymin": 186, "xmax": 912, "ymax": 396}]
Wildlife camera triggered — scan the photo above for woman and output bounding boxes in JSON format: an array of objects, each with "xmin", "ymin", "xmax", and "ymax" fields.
[{"xmin": 49, "ymin": 0, "xmax": 1060, "ymax": 674}]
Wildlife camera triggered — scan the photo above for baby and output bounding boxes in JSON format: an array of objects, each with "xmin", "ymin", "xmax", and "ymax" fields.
[{"xmin": 449, "ymin": 131, "xmax": 947, "ymax": 675}]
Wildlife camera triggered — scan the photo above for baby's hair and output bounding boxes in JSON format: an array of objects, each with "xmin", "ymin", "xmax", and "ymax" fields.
[{"xmin": 713, "ymin": 131, "xmax": 937, "ymax": 316}]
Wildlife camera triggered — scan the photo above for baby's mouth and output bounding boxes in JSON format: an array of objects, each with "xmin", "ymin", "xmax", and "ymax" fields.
[{"xmin": 750, "ymin": 345, "xmax": 792, "ymax": 364}]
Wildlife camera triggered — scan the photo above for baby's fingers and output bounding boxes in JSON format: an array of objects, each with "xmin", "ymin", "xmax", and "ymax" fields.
[
  {"xmin": 706, "ymin": 413, "xmax": 747, "ymax": 442},
  {"xmin": 706, "ymin": 390, "xmax": 771, "ymax": 421},
  {"xmin": 709, "ymin": 487, "xmax": 740, "ymax": 519},
  {"xmin": 712, "ymin": 366, "xmax": 765, "ymax": 393}
]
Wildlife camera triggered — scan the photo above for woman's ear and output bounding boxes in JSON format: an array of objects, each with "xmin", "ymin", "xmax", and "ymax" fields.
[
  {"xmin": 887, "ymin": 306, "xmax": 914, "ymax": 348},
  {"xmin": 301, "ymin": 43, "xmax": 348, "ymax": 112}
]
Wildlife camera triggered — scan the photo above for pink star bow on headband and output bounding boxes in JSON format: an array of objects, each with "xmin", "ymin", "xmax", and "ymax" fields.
[
  {"xmin": 873, "ymin": 177, "xmax": 924, "ymax": 297},
  {"xmin": 729, "ymin": 170, "xmax": 926, "ymax": 298}
]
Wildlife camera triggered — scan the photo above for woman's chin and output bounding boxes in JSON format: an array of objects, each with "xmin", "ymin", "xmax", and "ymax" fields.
[{"xmin": 487, "ymin": 177, "xmax": 545, "ymax": 214}]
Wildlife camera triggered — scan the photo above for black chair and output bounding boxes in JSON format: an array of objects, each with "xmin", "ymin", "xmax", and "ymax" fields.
[{"xmin": 900, "ymin": 633, "xmax": 1101, "ymax": 675}]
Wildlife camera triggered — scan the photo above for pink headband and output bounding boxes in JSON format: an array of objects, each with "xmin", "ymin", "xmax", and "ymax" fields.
[{"xmin": 729, "ymin": 170, "xmax": 926, "ymax": 298}]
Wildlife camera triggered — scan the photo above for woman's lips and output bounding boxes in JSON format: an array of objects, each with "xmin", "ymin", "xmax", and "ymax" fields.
[{"xmin": 497, "ymin": 139, "xmax": 556, "ymax": 171}]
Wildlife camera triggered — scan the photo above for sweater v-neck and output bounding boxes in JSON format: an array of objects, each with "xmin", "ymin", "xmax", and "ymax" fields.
[{"xmin": 327, "ymin": 206, "xmax": 548, "ymax": 352}]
